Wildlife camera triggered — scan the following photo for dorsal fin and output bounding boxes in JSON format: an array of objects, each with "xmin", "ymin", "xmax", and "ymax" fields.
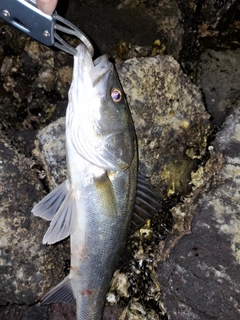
[{"xmin": 131, "ymin": 174, "xmax": 161, "ymax": 233}]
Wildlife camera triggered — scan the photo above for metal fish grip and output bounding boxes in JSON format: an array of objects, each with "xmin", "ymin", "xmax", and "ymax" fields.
[
  {"xmin": 0, "ymin": 0, "xmax": 94, "ymax": 56},
  {"xmin": 53, "ymin": 13, "xmax": 94, "ymax": 56}
]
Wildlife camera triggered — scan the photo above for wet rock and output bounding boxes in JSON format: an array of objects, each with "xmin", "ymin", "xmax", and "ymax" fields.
[
  {"xmin": 0, "ymin": 303, "xmax": 76, "ymax": 320},
  {"xmin": 116, "ymin": 55, "xmax": 211, "ymax": 197},
  {"xmin": 56, "ymin": 66, "xmax": 73, "ymax": 98},
  {"xmin": 3, "ymin": 75, "xmax": 16, "ymax": 93},
  {"xmin": 63, "ymin": 0, "xmax": 200, "ymax": 63},
  {"xmin": 0, "ymin": 304, "xmax": 48, "ymax": 320},
  {"xmin": 179, "ymin": 0, "xmax": 239, "ymax": 76},
  {"xmin": 103, "ymin": 305, "xmax": 124, "ymax": 320},
  {"xmin": 34, "ymin": 117, "xmax": 67, "ymax": 187},
  {"xmin": 24, "ymin": 41, "xmax": 47, "ymax": 61},
  {"xmin": 0, "ymin": 56, "xmax": 21, "ymax": 79},
  {"xmin": 157, "ymin": 98, "xmax": 240, "ymax": 320},
  {"xmin": 37, "ymin": 68, "xmax": 56, "ymax": 92},
  {"xmin": 0, "ymin": 28, "xmax": 72, "ymax": 135},
  {"xmin": 0, "ymin": 129, "xmax": 69, "ymax": 306},
  {"xmin": 117, "ymin": 0, "xmax": 183, "ymax": 60},
  {"xmin": 48, "ymin": 303, "xmax": 76, "ymax": 320},
  {"xmin": 197, "ymin": 48, "xmax": 240, "ymax": 126}
]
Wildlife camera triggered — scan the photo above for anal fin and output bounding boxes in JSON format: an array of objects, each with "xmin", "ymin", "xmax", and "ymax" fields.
[{"xmin": 41, "ymin": 276, "xmax": 75, "ymax": 305}]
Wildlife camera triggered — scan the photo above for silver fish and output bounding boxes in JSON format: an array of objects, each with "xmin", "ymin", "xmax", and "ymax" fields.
[{"xmin": 32, "ymin": 44, "xmax": 138, "ymax": 319}]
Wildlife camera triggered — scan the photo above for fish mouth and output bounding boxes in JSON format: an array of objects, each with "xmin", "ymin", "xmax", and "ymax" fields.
[{"xmin": 73, "ymin": 44, "xmax": 112, "ymax": 89}]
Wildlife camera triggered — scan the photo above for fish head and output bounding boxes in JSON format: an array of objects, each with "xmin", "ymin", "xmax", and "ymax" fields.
[{"xmin": 67, "ymin": 44, "xmax": 136, "ymax": 172}]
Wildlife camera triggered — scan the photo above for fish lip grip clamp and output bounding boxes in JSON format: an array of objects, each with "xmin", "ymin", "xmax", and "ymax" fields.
[{"xmin": 0, "ymin": 0, "xmax": 94, "ymax": 56}]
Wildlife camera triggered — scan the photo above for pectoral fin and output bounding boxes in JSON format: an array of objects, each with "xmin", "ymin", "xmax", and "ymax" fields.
[
  {"xmin": 42, "ymin": 189, "xmax": 78, "ymax": 244},
  {"xmin": 41, "ymin": 276, "xmax": 75, "ymax": 305},
  {"xmin": 32, "ymin": 179, "xmax": 78, "ymax": 244},
  {"xmin": 32, "ymin": 180, "xmax": 70, "ymax": 221}
]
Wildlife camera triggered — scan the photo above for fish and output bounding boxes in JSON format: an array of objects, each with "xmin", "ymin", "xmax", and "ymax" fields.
[{"xmin": 32, "ymin": 43, "xmax": 160, "ymax": 319}]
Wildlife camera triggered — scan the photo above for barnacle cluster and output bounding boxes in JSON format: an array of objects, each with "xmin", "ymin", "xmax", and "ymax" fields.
[{"xmin": 107, "ymin": 208, "xmax": 172, "ymax": 319}]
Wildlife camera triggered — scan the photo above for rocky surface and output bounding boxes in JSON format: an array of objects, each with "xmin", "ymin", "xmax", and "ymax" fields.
[
  {"xmin": 157, "ymin": 99, "xmax": 240, "ymax": 320},
  {"xmin": 178, "ymin": 0, "xmax": 239, "ymax": 77},
  {"xmin": 197, "ymin": 48, "xmax": 240, "ymax": 126},
  {"xmin": 64, "ymin": 0, "xmax": 183, "ymax": 61},
  {"xmin": 0, "ymin": 0, "xmax": 239, "ymax": 319},
  {"xmin": 0, "ymin": 128, "xmax": 70, "ymax": 305},
  {"xmin": 64, "ymin": 0, "xmax": 239, "ymax": 70},
  {"xmin": 21, "ymin": 53, "xmax": 210, "ymax": 319}
]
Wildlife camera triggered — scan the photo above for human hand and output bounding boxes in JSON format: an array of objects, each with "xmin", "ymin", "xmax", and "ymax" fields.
[{"xmin": 36, "ymin": 0, "xmax": 58, "ymax": 15}]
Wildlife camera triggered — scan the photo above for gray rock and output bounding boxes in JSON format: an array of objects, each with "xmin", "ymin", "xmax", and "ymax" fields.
[
  {"xmin": 157, "ymin": 98, "xmax": 240, "ymax": 320},
  {"xmin": 0, "ymin": 129, "xmax": 69, "ymax": 305},
  {"xmin": 65, "ymin": 0, "xmax": 183, "ymax": 61},
  {"xmin": 116, "ymin": 55, "xmax": 210, "ymax": 197},
  {"xmin": 0, "ymin": 304, "xmax": 49, "ymax": 320},
  {"xmin": 178, "ymin": 0, "xmax": 238, "ymax": 77},
  {"xmin": 117, "ymin": 0, "xmax": 184, "ymax": 60},
  {"xmin": 35, "ymin": 117, "xmax": 67, "ymax": 187},
  {"xmin": 0, "ymin": 303, "xmax": 76, "ymax": 320},
  {"xmin": 197, "ymin": 48, "xmax": 240, "ymax": 126}
]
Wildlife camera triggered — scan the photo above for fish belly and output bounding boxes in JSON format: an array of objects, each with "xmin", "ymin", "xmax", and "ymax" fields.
[{"xmin": 69, "ymin": 160, "xmax": 137, "ymax": 320}]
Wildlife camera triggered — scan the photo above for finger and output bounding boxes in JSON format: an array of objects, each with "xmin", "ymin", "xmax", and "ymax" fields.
[{"xmin": 36, "ymin": 0, "xmax": 58, "ymax": 15}]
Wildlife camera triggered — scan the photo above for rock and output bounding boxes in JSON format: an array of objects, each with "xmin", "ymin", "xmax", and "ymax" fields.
[
  {"xmin": 0, "ymin": 1, "xmax": 238, "ymax": 318},
  {"xmin": 0, "ymin": 303, "xmax": 76, "ymax": 320},
  {"xmin": 65, "ymin": 0, "xmax": 183, "ymax": 60},
  {"xmin": 178, "ymin": 0, "xmax": 238, "ymax": 76},
  {"xmin": 157, "ymin": 98, "xmax": 240, "ymax": 320},
  {"xmin": 56, "ymin": 66, "xmax": 73, "ymax": 98},
  {"xmin": 34, "ymin": 117, "xmax": 67, "ymax": 187},
  {"xmin": 37, "ymin": 68, "xmax": 56, "ymax": 92},
  {"xmin": 0, "ymin": 304, "xmax": 49, "ymax": 320},
  {"xmin": 116, "ymin": 55, "xmax": 211, "ymax": 197},
  {"xmin": 197, "ymin": 48, "xmax": 240, "ymax": 126},
  {"xmin": 0, "ymin": 29, "xmax": 72, "ymax": 136},
  {"xmin": 0, "ymin": 129, "xmax": 69, "ymax": 305},
  {"xmin": 117, "ymin": 0, "xmax": 184, "ymax": 60}
]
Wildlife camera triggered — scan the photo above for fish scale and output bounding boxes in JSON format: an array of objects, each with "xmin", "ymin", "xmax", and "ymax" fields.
[
  {"xmin": 67, "ymin": 157, "xmax": 137, "ymax": 319},
  {"xmin": 70, "ymin": 169, "xmax": 137, "ymax": 319}
]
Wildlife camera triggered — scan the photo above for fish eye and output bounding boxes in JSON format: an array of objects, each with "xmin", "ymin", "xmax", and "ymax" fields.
[{"xmin": 111, "ymin": 88, "xmax": 122, "ymax": 103}]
